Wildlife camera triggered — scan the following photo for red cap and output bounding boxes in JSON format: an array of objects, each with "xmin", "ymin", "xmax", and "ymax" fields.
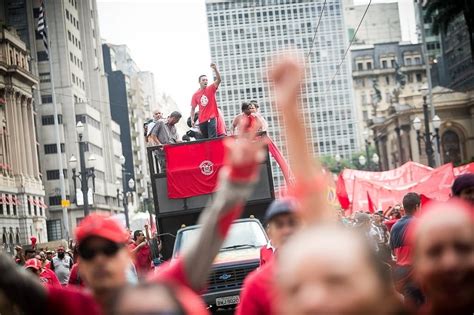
[
  {"xmin": 24, "ymin": 258, "xmax": 41, "ymax": 271},
  {"xmin": 75, "ymin": 213, "xmax": 129, "ymax": 245}
]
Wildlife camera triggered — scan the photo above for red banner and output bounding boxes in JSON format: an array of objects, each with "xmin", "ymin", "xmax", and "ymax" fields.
[
  {"xmin": 454, "ymin": 162, "xmax": 474, "ymax": 177},
  {"xmin": 165, "ymin": 138, "xmax": 226, "ymax": 199},
  {"xmin": 350, "ymin": 163, "xmax": 454, "ymax": 212}
]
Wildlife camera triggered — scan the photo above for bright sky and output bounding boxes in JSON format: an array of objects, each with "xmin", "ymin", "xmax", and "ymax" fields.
[{"xmin": 97, "ymin": 0, "xmax": 418, "ymax": 114}]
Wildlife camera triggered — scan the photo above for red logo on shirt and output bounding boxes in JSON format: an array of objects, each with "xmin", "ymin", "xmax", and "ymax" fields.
[{"xmin": 200, "ymin": 160, "xmax": 214, "ymax": 176}]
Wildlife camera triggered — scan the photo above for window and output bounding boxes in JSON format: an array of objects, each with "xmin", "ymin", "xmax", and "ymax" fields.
[
  {"xmin": 414, "ymin": 57, "xmax": 421, "ymax": 65},
  {"xmin": 357, "ymin": 62, "xmax": 363, "ymax": 70},
  {"xmin": 46, "ymin": 169, "xmax": 67, "ymax": 180},
  {"xmin": 37, "ymin": 51, "xmax": 48, "ymax": 61},
  {"xmin": 47, "ymin": 219, "xmax": 62, "ymax": 241},
  {"xmin": 41, "ymin": 115, "xmax": 63, "ymax": 125},
  {"xmin": 385, "ymin": 76, "xmax": 390, "ymax": 85},
  {"xmin": 44, "ymin": 143, "xmax": 65, "ymax": 154},
  {"xmin": 366, "ymin": 62, "xmax": 372, "ymax": 70},
  {"xmin": 405, "ymin": 58, "xmax": 412, "ymax": 65},
  {"xmin": 416, "ymin": 73, "xmax": 422, "ymax": 82},
  {"xmin": 41, "ymin": 95, "xmax": 53, "ymax": 103},
  {"xmin": 391, "ymin": 60, "xmax": 396, "ymax": 68},
  {"xmin": 382, "ymin": 60, "xmax": 387, "ymax": 68},
  {"xmin": 48, "ymin": 196, "xmax": 61, "ymax": 206}
]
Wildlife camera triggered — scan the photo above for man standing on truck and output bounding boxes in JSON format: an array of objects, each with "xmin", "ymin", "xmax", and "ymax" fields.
[
  {"xmin": 129, "ymin": 230, "xmax": 152, "ymax": 278},
  {"xmin": 190, "ymin": 63, "xmax": 221, "ymax": 139},
  {"xmin": 237, "ymin": 198, "xmax": 300, "ymax": 315}
]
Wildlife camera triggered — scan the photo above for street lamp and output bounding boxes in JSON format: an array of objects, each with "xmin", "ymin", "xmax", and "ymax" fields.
[
  {"xmin": 372, "ymin": 153, "xmax": 380, "ymax": 170},
  {"xmin": 117, "ymin": 155, "xmax": 134, "ymax": 229},
  {"xmin": 362, "ymin": 130, "xmax": 371, "ymax": 170},
  {"xmin": 359, "ymin": 155, "xmax": 367, "ymax": 168},
  {"xmin": 70, "ymin": 122, "xmax": 95, "ymax": 217},
  {"xmin": 412, "ymin": 96, "xmax": 441, "ymax": 167}
]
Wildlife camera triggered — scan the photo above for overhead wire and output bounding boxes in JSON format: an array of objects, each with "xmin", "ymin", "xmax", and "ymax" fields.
[{"xmin": 305, "ymin": 0, "xmax": 328, "ymax": 62}]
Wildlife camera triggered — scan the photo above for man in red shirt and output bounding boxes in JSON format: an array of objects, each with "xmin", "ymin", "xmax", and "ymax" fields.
[
  {"xmin": 237, "ymin": 198, "xmax": 299, "ymax": 315},
  {"xmin": 129, "ymin": 229, "xmax": 152, "ymax": 278},
  {"xmin": 190, "ymin": 63, "xmax": 221, "ymax": 139},
  {"xmin": 24, "ymin": 258, "xmax": 61, "ymax": 287}
]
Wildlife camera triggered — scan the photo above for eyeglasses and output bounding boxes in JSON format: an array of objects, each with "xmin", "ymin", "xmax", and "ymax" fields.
[{"xmin": 78, "ymin": 242, "xmax": 124, "ymax": 261}]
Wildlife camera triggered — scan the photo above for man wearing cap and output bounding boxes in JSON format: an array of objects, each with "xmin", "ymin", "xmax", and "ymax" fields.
[
  {"xmin": 24, "ymin": 258, "xmax": 61, "ymax": 287},
  {"xmin": 452, "ymin": 173, "xmax": 474, "ymax": 205},
  {"xmin": 51, "ymin": 245, "xmax": 73, "ymax": 286},
  {"xmin": 236, "ymin": 198, "xmax": 300, "ymax": 315}
]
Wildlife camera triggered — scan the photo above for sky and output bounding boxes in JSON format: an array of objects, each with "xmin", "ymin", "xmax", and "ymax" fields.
[{"xmin": 97, "ymin": 0, "xmax": 418, "ymax": 115}]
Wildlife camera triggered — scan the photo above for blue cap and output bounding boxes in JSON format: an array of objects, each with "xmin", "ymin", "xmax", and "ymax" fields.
[{"xmin": 264, "ymin": 198, "xmax": 297, "ymax": 224}]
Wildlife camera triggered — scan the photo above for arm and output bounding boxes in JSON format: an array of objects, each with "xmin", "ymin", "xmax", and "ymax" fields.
[
  {"xmin": 190, "ymin": 106, "xmax": 196, "ymax": 128},
  {"xmin": 144, "ymin": 224, "xmax": 150, "ymax": 241},
  {"xmin": 180, "ymin": 120, "xmax": 266, "ymax": 291},
  {"xmin": 0, "ymin": 253, "xmax": 47, "ymax": 314},
  {"xmin": 232, "ymin": 116, "xmax": 239, "ymax": 134},
  {"xmin": 211, "ymin": 63, "xmax": 221, "ymax": 87},
  {"xmin": 271, "ymin": 58, "xmax": 333, "ymax": 223},
  {"xmin": 149, "ymin": 122, "xmax": 163, "ymax": 146}
]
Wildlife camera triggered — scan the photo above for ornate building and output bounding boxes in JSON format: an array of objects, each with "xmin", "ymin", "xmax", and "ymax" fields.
[{"xmin": 0, "ymin": 26, "xmax": 46, "ymax": 254}]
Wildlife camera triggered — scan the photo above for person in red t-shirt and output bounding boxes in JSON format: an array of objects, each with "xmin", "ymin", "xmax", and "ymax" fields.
[
  {"xmin": 232, "ymin": 102, "xmax": 262, "ymax": 135},
  {"xmin": 237, "ymin": 198, "xmax": 300, "ymax": 315},
  {"xmin": 190, "ymin": 63, "xmax": 221, "ymax": 139},
  {"xmin": 24, "ymin": 258, "xmax": 61, "ymax": 288},
  {"xmin": 128, "ymin": 229, "xmax": 152, "ymax": 278}
]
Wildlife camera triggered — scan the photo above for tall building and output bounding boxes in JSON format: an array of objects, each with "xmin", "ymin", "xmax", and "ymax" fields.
[
  {"xmin": 1, "ymin": 0, "xmax": 124, "ymax": 238},
  {"xmin": 103, "ymin": 43, "xmax": 156, "ymax": 201},
  {"xmin": 206, "ymin": 0, "xmax": 358, "ymax": 189},
  {"xmin": 343, "ymin": 0, "xmax": 402, "ymax": 45},
  {"xmin": 0, "ymin": 26, "xmax": 47, "ymax": 253}
]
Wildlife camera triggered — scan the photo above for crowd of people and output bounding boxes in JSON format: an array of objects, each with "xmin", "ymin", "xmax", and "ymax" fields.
[{"xmin": 0, "ymin": 58, "xmax": 473, "ymax": 315}]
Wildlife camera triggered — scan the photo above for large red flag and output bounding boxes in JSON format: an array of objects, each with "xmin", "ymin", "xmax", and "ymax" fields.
[
  {"xmin": 165, "ymin": 138, "xmax": 226, "ymax": 199},
  {"xmin": 336, "ymin": 173, "xmax": 351, "ymax": 209},
  {"xmin": 367, "ymin": 192, "xmax": 375, "ymax": 213}
]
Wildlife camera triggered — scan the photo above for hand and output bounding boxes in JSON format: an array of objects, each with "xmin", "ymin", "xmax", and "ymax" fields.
[
  {"xmin": 144, "ymin": 224, "xmax": 149, "ymax": 229},
  {"xmin": 15, "ymin": 246, "xmax": 22, "ymax": 252},
  {"xmin": 224, "ymin": 117, "xmax": 268, "ymax": 172},
  {"xmin": 270, "ymin": 58, "xmax": 303, "ymax": 111},
  {"xmin": 210, "ymin": 63, "xmax": 217, "ymax": 70}
]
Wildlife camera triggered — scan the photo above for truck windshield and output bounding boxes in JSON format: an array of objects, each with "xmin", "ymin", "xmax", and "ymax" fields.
[{"xmin": 176, "ymin": 221, "xmax": 267, "ymax": 255}]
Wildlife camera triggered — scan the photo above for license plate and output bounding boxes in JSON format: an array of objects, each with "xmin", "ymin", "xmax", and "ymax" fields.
[{"xmin": 216, "ymin": 295, "xmax": 240, "ymax": 306}]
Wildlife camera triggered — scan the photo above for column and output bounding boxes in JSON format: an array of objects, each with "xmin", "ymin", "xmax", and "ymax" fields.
[
  {"xmin": 7, "ymin": 90, "xmax": 20, "ymax": 175},
  {"xmin": 22, "ymin": 97, "xmax": 34, "ymax": 177},
  {"xmin": 16, "ymin": 94, "xmax": 27, "ymax": 176},
  {"xmin": 28, "ymin": 100, "xmax": 40, "ymax": 178}
]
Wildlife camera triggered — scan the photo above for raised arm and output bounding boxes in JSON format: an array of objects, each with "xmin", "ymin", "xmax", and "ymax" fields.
[
  {"xmin": 181, "ymin": 121, "xmax": 266, "ymax": 291},
  {"xmin": 0, "ymin": 253, "xmax": 47, "ymax": 314},
  {"xmin": 211, "ymin": 63, "xmax": 221, "ymax": 88},
  {"xmin": 271, "ymin": 58, "xmax": 333, "ymax": 223}
]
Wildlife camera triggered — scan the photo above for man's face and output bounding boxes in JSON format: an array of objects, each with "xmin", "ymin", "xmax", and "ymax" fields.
[
  {"xmin": 374, "ymin": 214, "xmax": 383, "ymax": 224},
  {"xmin": 248, "ymin": 104, "xmax": 257, "ymax": 113},
  {"xmin": 153, "ymin": 111, "xmax": 162, "ymax": 120},
  {"xmin": 168, "ymin": 116, "xmax": 181, "ymax": 126},
  {"xmin": 46, "ymin": 253, "xmax": 53, "ymax": 260},
  {"xmin": 78, "ymin": 237, "xmax": 131, "ymax": 292},
  {"xmin": 267, "ymin": 213, "xmax": 300, "ymax": 249},
  {"xmin": 199, "ymin": 76, "xmax": 208, "ymax": 88},
  {"xmin": 278, "ymin": 228, "xmax": 386, "ymax": 315},
  {"xmin": 414, "ymin": 210, "xmax": 474, "ymax": 309},
  {"xmin": 459, "ymin": 186, "xmax": 474, "ymax": 205},
  {"xmin": 114, "ymin": 285, "xmax": 182, "ymax": 315}
]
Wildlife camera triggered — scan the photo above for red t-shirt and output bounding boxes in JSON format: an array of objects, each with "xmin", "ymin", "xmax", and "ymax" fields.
[
  {"xmin": 68, "ymin": 263, "xmax": 84, "ymax": 287},
  {"xmin": 47, "ymin": 286, "xmax": 102, "ymax": 315},
  {"xmin": 40, "ymin": 268, "xmax": 61, "ymax": 287},
  {"xmin": 384, "ymin": 218, "xmax": 399, "ymax": 232},
  {"xmin": 236, "ymin": 259, "xmax": 276, "ymax": 315},
  {"xmin": 191, "ymin": 84, "xmax": 218, "ymax": 123},
  {"xmin": 128, "ymin": 243, "xmax": 152, "ymax": 275},
  {"xmin": 259, "ymin": 246, "xmax": 274, "ymax": 266}
]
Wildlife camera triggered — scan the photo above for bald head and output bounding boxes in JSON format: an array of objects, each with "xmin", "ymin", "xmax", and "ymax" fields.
[
  {"xmin": 412, "ymin": 199, "xmax": 474, "ymax": 313},
  {"xmin": 277, "ymin": 225, "xmax": 393, "ymax": 315}
]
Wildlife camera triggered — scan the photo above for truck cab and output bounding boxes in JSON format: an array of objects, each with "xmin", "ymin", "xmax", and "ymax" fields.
[{"xmin": 173, "ymin": 218, "xmax": 268, "ymax": 308}]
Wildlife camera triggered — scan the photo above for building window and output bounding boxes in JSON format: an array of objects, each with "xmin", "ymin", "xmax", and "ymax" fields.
[
  {"xmin": 48, "ymin": 195, "xmax": 61, "ymax": 206},
  {"xmin": 382, "ymin": 60, "xmax": 387, "ymax": 68},
  {"xmin": 41, "ymin": 95, "xmax": 53, "ymax": 104},
  {"xmin": 357, "ymin": 62, "xmax": 363, "ymax": 70},
  {"xmin": 385, "ymin": 76, "xmax": 390, "ymax": 85},
  {"xmin": 405, "ymin": 58, "xmax": 412, "ymax": 65},
  {"xmin": 366, "ymin": 62, "xmax": 372, "ymax": 70},
  {"xmin": 442, "ymin": 130, "xmax": 462, "ymax": 165},
  {"xmin": 47, "ymin": 219, "xmax": 62, "ymax": 241},
  {"xmin": 414, "ymin": 57, "xmax": 421, "ymax": 65},
  {"xmin": 416, "ymin": 73, "xmax": 422, "ymax": 82},
  {"xmin": 37, "ymin": 51, "xmax": 48, "ymax": 61},
  {"xmin": 46, "ymin": 169, "xmax": 67, "ymax": 180},
  {"xmin": 391, "ymin": 60, "xmax": 396, "ymax": 68},
  {"xmin": 41, "ymin": 115, "xmax": 63, "ymax": 125},
  {"xmin": 44, "ymin": 143, "xmax": 65, "ymax": 154}
]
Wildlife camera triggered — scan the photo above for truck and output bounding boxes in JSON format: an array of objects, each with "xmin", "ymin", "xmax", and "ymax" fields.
[{"xmin": 147, "ymin": 136, "xmax": 276, "ymax": 308}]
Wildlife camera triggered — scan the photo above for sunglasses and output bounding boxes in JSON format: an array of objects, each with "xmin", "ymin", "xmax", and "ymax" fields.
[{"xmin": 78, "ymin": 242, "xmax": 124, "ymax": 261}]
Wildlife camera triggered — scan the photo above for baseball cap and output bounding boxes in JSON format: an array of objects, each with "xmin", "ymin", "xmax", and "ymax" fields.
[
  {"xmin": 24, "ymin": 258, "xmax": 41, "ymax": 271},
  {"xmin": 75, "ymin": 213, "xmax": 129, "ymax": 245},
  {"xmin": 264, "ymin": 198, "xmax": 297, "ymax": 224}
]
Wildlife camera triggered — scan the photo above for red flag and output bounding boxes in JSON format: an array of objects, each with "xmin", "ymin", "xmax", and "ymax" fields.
[
  {"xmin": 367, "ymin": 192, "xmax": 375, "ymax": 213},
  {"xmin": 165, "ymin": 138, "xmax": 226, "ymax": 199},
  {"xmin": 267, "ymin": 137, "xmax": 292, "ymax": 185},
  {"xmin": 336, "ymin": 173, "xmax": 351, "ymax": 209},
  {"xmin": 420, "ymin": 194, "xmax": 433, "ymax": 207}
]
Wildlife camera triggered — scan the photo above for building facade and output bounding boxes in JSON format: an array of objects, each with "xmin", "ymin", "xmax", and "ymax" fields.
[
  {"xmin": 0, "ymin": 26, "xmax": 47, "ymax": 253},
  {"xmin": 343, "ymin": 0, "xmax": 402, "ymax": 45},
  {"xmin": 370, "ymin": 87, "xmax": 474, "ymax": 169},
  {"xmin": 206, "ymin": 0, "xmax": 358, "ymax": 188},
  {"xmin": 351, "ymin": 42, "xmax": 427, "ymax": 147}
]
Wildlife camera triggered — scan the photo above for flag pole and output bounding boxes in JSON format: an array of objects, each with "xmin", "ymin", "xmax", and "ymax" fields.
[{"xmin": 41, "ymin": 0, "xmax": 70, "ymax": 240}]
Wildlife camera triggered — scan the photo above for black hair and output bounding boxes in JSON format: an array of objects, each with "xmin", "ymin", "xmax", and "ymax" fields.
[
  {"xmin": 169, "ymin": 111, "xmax": 182, "ymax": 119},
  {"xmin": 241, "ymin": 102, "xmax": 250, "ymax": 112},
  {"xmin": 133, "ymin": 230, "xmax": 143, "ymax": 241},
  {"xmin": 402, "ymin": 193, "xmax": 420, "ymax": 215},
  {"xmin": 198, "ymin": 74, "xmax": 207, "ymax": 82},
  {"xmin": 249, "ymin": 100, "xmax": 259, "ymax": 108}
]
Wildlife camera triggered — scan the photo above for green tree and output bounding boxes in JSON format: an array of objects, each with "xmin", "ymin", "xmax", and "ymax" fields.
[{"xmin": 424, "ymin": 0, "xmax": 474, "ymax": 61}]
